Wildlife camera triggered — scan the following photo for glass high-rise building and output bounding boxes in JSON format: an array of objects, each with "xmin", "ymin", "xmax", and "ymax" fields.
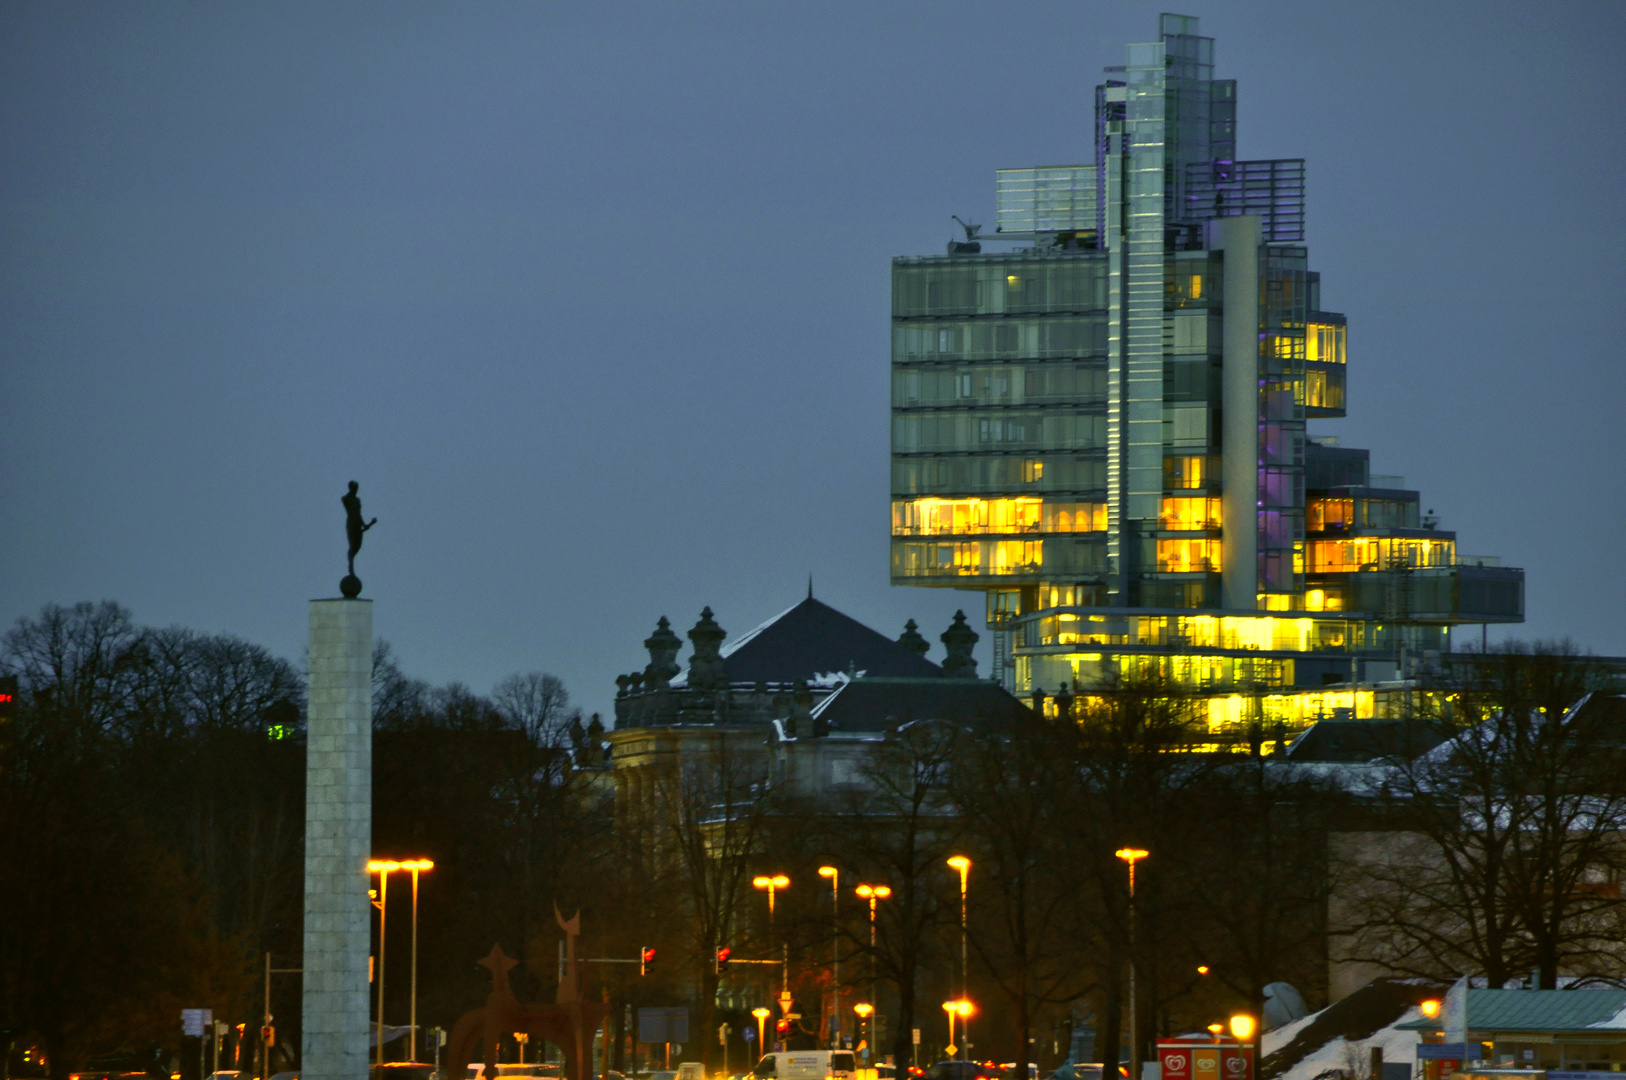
[{"xmin": 889, "ymin": 14, "xmax": 1524, "ymax": 735}]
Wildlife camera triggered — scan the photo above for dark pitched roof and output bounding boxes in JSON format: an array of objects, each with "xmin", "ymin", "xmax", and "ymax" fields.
[
  {"xmin": 718, "ymin": 597, "xmax": 944, "ymax": 684},
  {"xmin": 810, "ymin": 678, "xmax": 1032, "ymax": 734},
  {"xmin": 1285, "ymin": 718, "xmax": 1449, "ymax": 763}
]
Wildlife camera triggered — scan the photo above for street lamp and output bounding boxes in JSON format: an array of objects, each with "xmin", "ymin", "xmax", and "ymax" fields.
[
  {"xmin": 1229, "ymin": 1015, "xmax": 1255, "ymax": 1043},
  {"xmin": 854, "ymin": 882, "xmax": 891, "ymax": 1045},
  {"xmin": 941, "ymin": 1000, "xmax": 973, "ymax": 1061},
  {"xmin": 1115, "ymin": 849, "xmax": 1149, "ymax": 1080},
  {"xmin": 402, "ymin": 859, "xmax": 434, "ymax": 1061},
  {"xmin": 818, "ymin": 866, "xmax": 841, "ymax": 1047},
  {"xmin": 369, "ymin": 858, "xmax": 433, "ymax": 1065},
  {"xmin": 946, "ymin": 857, "xmax": 971, "ymax": 1057},
  {"xmin": 368, "ymin": 859, "xmax": 402, "ymax": 1066},
  {"xmin": 753, "ymin": 875, "xmax": 791, "ymax": 997},
  {"xmin": 753, "ymin": 1008, "xmax": 771, "ymax": 1057},
  {"xmin": 854, "ymin": 1003, "xmax": 874, "ymax": 1059}
]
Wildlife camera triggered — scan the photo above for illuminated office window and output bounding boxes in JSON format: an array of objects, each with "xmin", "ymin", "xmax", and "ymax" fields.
[
  {"xmin": 1160, "ymin": 496, "xmax": 1221, "ymax": 530},
  {"xmin": 1156, "ymin": 538, "xmax": 1221, "ymax": 573},
  {"xmin": 1306, "ymin": 322, "xmax": 1346, "ymax": 364}
]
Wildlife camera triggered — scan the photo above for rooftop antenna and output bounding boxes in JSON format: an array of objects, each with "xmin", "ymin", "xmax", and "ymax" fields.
[
  {"xmin": 807, "ymin": 573, "xmax": 813, "ymax": 600},
  {"xmin": 952, "ymin": 215, "xmax": 981, "ymax": 241}
]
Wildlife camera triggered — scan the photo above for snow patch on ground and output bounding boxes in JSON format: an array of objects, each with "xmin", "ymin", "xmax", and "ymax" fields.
[{"xmin": 1272, "ymin": 1006, "xmax": 1426, "ymax": 1080}]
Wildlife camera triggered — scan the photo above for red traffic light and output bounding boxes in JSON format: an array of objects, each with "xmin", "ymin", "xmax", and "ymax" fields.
[
  {"xmin": 640, "ymin": 947, "xmax": 657, "ymax": 975},
  {"xmin": 775, "ymin": 1019, "xmax": 790, "ymax": 1033},
  {"xmin": 715, "ymin": 946, "xmax": 732, "ymax": 970}
]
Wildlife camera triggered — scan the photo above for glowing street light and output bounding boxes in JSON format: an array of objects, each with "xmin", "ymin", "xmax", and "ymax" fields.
[
  {"xmin": 1229, "ymin": 1015, "xmax": 1256, "ymax": 1043},
  {"xmin": 946, "ymin": 856, "xmax": 971, "ymax": 1058},
  {"xmin": 752, "ymin": 1007, "xmax": 771, "ymax": 1053},
  {"xmin": 753, "ymin": 874, "xmax": 791, "ymax": 916},
  {"xmin": 753, "ymin": 875, "xmax": 790, "ymax": 996},
  {"xmin": 1420, "ymin": 999, "xmax": 1441, "ymax": 1019},
  {"xmin": 854, "ymin": 883, "xmax": 891, "ymax": 1039},
  {"xmin": 819, "ymin": 866, "xmax": 841, "ymax": 1047},
  {"xmin": 1115, "ymin": 848, "xmax": 1149, "ymax": 1080},
  {"xmin": 368, "ymin": 858, "xmax": 433, "ymax": 1064}
]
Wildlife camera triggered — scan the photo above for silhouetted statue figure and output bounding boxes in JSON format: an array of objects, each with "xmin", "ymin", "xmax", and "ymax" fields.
[{"xmin": 340, "ymin": 481, "xmax": 377, "ymax": 598}]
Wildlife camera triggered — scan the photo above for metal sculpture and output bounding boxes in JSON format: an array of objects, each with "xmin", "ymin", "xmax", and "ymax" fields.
[{"xmin": 446, "ymin": 908, "xmax": 609, "ymax": 1080}]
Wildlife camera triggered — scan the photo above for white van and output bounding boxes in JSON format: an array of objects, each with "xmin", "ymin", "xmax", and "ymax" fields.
[{"xmin": 752, "ymin": 1052, "xmax": 857, "ymax": 1080}]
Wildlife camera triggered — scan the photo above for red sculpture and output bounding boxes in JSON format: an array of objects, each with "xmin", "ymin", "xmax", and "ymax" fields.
[{"xmin": 447, "ymin": 908, "xmax": 610, "ymax": 1080}]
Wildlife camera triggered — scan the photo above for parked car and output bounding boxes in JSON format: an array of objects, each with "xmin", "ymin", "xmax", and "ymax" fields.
[
  {"xmin": 374, "ymin": 1064, "xmax": 438, "ymax": 1080},
  {"xmin": 924, "ymin": 1063, "xmax": 1001, "ymax": 1080}
]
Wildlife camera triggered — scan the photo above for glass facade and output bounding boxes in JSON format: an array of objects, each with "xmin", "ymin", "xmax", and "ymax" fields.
[{"xmin": 888, "ymin": 14, "xmax": 1524, "ymax": 736}]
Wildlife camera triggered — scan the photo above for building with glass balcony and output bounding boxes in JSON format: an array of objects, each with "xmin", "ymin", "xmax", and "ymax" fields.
[{"xmin": 889, "ymin": 13, "xmax": 1524, "ymax": 739}]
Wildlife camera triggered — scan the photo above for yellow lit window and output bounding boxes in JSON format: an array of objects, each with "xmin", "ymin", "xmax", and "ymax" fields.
[
  {"xmin": 1307, "ymin": 498, "xmax": 1354, "ymax": 531},
  {"xmin": 1304, "ymin": 588, "xmax": 1344, "ymax": 612},
  {"xmin": 1164, "ymin": 455, "xmax": 1205, "ymax": 489},
  {"xmin": 1042, "ymin": 502, "xmax": 1106, "ymax": 533},
  {"xmin": 1308, "ymin": 537, "xmax": 1457, "ymax": 573},
  {"xmin": 1156, "ymin": 538, "xmax": 1221, "ymax": 573},
  {"xmin": 1160, "ymin": 496, "xmax": 1220, "ymax": 530},
  {"xmin": 1306, "ymin": 322, "xmax": 1346, "ymax": 364},
  {"xmin": 1188, "ymin": 274, "xmax": 1202, "ymax": 300},
  {"xmin": 1023, "ymin": 458, "xmax": 1044, "ymax": 483},
  {"xmin": 992, "ymin": 540, "xmax": 1041, "ymax": 573}
]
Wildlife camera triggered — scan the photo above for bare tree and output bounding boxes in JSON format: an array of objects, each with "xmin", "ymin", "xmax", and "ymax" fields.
[
  {"xmin": 649, "ymin": 732, "xmax": 774, "ymax": 1072},
  {"xmin": 494, "ymin": 672, "xmax": 581, "ymax": 747},
  {"xmin": 1334, "ymin": 643, "xmax": 1626, "ymax": 989},
  {"xmin": 950, "ymin": 716, "xmax": 1079, "ymax": 1080}
]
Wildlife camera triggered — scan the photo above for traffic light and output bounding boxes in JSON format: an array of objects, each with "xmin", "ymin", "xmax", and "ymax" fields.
[
  {"xmin": 641, "ymin": 947, "xmax": 657, "ymax": 976},
  {"xmin": 715, "ymin": 946, "xmax": 731, "ymax": 972},
  {"xmin": 775, "ymin": 1019, "xmax": 790, "ymax": 1035},
  {"xmin": 0, "ymin": 676, "xmax": 17, "ymax": 725},
  {"xmin": 262, "ymin": 1026, "xmax": 275, "ymax": 1048}
]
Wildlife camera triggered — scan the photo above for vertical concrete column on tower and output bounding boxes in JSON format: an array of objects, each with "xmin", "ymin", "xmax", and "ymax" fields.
[
  {"xmin": 302, "ymin": 599, "xmax": 373, "ymax": 1080},
  {"xmin": 1211, "ymin": 215, "xmax": 1261, "ymax": 610}
]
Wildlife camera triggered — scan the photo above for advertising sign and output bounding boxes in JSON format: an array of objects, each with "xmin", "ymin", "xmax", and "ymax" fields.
[{"xmin": 1156, "ymin": 1039, "xmax": 1253, "ymax": 1080}]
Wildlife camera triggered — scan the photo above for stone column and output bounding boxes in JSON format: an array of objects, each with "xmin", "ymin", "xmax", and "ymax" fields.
[{"xmin": 302, "ymin": 598, "xmax": 373, "ymax": 1080}]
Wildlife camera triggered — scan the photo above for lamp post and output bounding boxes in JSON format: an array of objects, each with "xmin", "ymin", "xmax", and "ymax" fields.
[
  {"xmin": 370, "ymin": 857, "xmax": 433, "ymax": 1065},
  {"xmin": 946, "ymin": 857, "xmax": 971, "ymax": 1056},
  {"xmin": 753, "ymin": 875, "xmax": 791, "ymax": 997},
  {"xmin": 1115, "ymin": 848, "xmax": 1149, "ymax": 1080},
  {"xmin": 753, "ymin": 1008, "xmax": 771, "ymax": 1058},
  {"xmin": 818, "ymin": 866, "xmax": 840, "ymax": 1047},
  {"xmin": 367, "ymin": 860, "xmax": 401, "ymax": 1066},
  {"xmin": 854, "ymin": 884, "xmax": 890, "ymax": 1063},
  {"xmin": 854, "ymin": 1003, "xmax": 874, "ymax": 1060},
  {"xmin": 403, "ymin": 859, "xmax": 434, "ymax": 1061},
  {"xmin": 941, "ymin": 1000, "xmax": 973, "ymax": 1061}
]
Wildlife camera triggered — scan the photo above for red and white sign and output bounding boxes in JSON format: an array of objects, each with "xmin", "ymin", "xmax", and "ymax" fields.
[{"xmin": 1156, "ymin": 1040, "xmax": 1253, "ymax": 1080}]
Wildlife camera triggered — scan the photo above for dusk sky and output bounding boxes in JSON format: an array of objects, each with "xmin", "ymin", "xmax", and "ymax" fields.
[{"xmin": 4, "ymin": 2, "xmax": 1623, "ymax": 721}]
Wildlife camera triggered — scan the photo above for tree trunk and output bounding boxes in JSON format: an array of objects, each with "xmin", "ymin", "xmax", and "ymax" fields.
[
  {"xmin": 892, "ymin": 960, "xmax": 917, "ymax": 1070},
  {"xmin": 1098, "ymin": 975, "xmax": 1122, "ymax": 1080}
]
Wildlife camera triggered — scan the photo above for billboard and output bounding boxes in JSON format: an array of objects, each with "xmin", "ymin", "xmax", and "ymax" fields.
[{"xmin": 1157, "ymin": 1039, "xmax": 1254, "ymax": 1080}]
